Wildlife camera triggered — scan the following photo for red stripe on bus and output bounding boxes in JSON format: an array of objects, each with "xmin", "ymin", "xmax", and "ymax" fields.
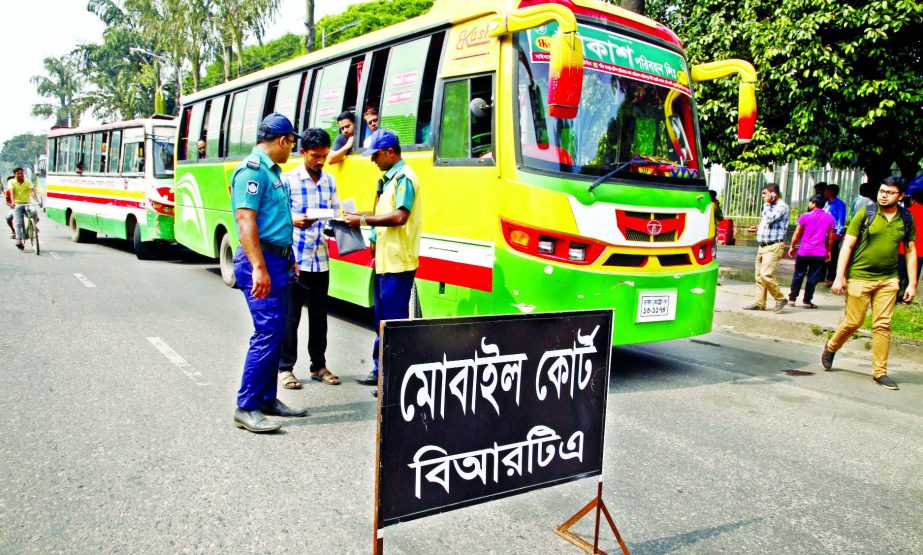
[
  {"xmin": 329, "ymin": 241, "xmax": 493, "ymax": 292},
  {"xmin": 47, "ymin": 192, "xmax": 147, "ymax": 210}
]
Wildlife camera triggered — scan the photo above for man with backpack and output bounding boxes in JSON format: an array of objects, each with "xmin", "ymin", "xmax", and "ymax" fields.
[{"xmin": 821, "ymin": 176, "xmax": 917, "ymax": 390}]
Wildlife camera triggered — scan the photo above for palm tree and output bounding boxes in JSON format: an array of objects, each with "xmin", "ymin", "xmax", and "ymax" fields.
[
  {"xmin": 213, "ymin": 0, "xmax": 281, "ymax": 80},
  {"xmin": 30, "ymin": 53, "xmax": 85, "ymax": 127}
]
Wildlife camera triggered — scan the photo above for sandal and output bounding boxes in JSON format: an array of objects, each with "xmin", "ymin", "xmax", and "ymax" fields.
[
  {"xmin": 311, "ymin": 368, "xmax": 341, "ymax": 385},
  {"xmin": 802, "ymin": 302, "xmax": 818, "ymax": 309},
  {"xmin": 279, "ymin": 370, "xmax": 303, "ymax": 390}
]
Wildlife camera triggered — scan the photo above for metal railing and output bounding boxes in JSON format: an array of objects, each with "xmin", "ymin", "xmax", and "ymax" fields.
[{"xmin": 706, "ymin": 161, "xmax": 867, "ymax": 226}]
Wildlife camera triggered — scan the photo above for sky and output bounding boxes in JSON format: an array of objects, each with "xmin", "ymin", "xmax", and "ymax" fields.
[{"xmin": 0, "ymin": 0, "xmax": 367, "ymax": 150}]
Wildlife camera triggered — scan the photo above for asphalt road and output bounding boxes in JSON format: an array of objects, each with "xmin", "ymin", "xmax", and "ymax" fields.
[{"xmin": 1, "ymin": 219, "xmax": 921, "ymax": 554}]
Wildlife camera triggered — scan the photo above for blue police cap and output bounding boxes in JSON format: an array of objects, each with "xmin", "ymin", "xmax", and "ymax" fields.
[
  {"xmin": 365, "ymin": 129, "xmax": 400, "ymax": 156},
  {"xmin": 259, "ymin": 112, "xmax": 305, "ymax": 140}
]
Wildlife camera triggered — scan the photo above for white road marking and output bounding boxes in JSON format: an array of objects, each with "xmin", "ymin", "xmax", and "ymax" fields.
[
  {"xmin": 49, "ymin": 251, "xmax": 61, "ymax": 259},
  {"xmin": 147, "ymin": 337, "xmax": 211, "ymax": 386},
  {"xmin": 73, "ymin": 273, "xmax": 96, "ymax": 288}
]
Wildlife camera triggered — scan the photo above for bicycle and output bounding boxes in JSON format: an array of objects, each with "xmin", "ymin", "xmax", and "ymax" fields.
[{"xmin": 20, "ymin": 203, "xmax": 40, "ymax": 255}]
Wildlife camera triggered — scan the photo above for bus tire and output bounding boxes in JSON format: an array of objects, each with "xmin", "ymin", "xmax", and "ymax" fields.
[
  {"xmin": 218, "ymin": 233, "xmax": 237, "ymax": 288},
  {"xmin": 133, "ymin": 223, "xmax": 152, "ymax": 260},
  {"xmin": 69, "ymin": 214, "xmax": 95, "ymax": 243},
  {"xmin": 409, "ymin": 283, "xmax": 422, "ymax": 319}
]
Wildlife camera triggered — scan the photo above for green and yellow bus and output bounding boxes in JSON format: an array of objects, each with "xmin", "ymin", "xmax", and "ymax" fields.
[
  {"xmin": 45, "ymin": 118, "xmax": 177, "ymax": 259},
  {"xmin": 174, "ymin": 0, "xmax": 756, "ymax": 345}
]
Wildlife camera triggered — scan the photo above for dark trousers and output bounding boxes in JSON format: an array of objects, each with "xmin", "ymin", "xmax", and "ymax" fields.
[
  {"xmin": 371, "ymin": 270, "xmax": 416, "ymax": 376},
  {"xmin": 279, "ymin": 270, "xmax": 329, "ymax": 372},
  {"xmin": 825, "ymin": 237, "xmax": 843, "ymax": 281},
  {"xmin": 789, "ymin": 255, "xmax": 826, "ymax": 304},
  {"xmin": 233, "ymin": 247, "xmax": 290, "ymax": 410}
]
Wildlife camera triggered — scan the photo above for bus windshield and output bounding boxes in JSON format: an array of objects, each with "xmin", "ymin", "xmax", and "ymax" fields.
[
  {"xmin": 152, "ymin": 127, "xmax": 175, "ymax": 178},
  {"xmin": 515, "ymin": 24, "xmax": 702, "ymax": 183}
]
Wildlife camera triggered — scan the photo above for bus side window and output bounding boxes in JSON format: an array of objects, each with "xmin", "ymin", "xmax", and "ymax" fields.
[
  {"xmin": 207, "ymin": 95, "xmax": 228, "ymax": 159},
  {"xmin": 377, "ymin": 32, "xmax": 444, "ymax": 148},
  {"xmin": 359, "ymin": 50, "xmax": 388, "ymax": 145},
  {"xmin": 436, "ymin": 74, "xmax": 495, "ymax": 164},
  {"xmin": 310, "ymin": 60, "xmax": 351, "ymax": 141},
  {"xmin": 416, "ymin": 31, "xmax": 445, "ymax": 145},
  {"xmin": 227, "ymin": 91, "xmax": 248, "ymax": 157},
  {"xmin": 109, "ymin": 131, "xmax": 122, "ymax": 173},
  {"xmin": 241, "ymin": 83, "xmax": 268, "ymax": 155},
  {"xmin": 183, "ymin": 102, "xmax": 206, "ymax": 161},
  {"xmin": 271, "ymin": 72, "xmax": 303, "ymax": 155},
  {"xmin": 92, "ymin": 131, "xmax": 105, "ymax": 173},
  {"xmin": 49, "ymin": 138, "xmax": 58, "ymax": 172}
]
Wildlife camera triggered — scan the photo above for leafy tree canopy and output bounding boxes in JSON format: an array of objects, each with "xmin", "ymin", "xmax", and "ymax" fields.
[
  {"xmin": 199, "ymin": 33, "xmax": 305, "ymax": 89},
  {"xmin": 0, "ymin": 134, "xmax": 47, "ymax": 176},
  {"xmin": 315, "ymin": 0, "xmax": 434, "ymax": 49},
  {"xmin": 677, "ymin": 0, "xmax": 923, "ymax": 179}
]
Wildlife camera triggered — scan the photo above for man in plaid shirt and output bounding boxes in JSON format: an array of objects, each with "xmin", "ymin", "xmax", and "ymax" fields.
[
  {"xmin": 745, "ymin": 183, "xmax": 790, "ymax": 312},
  {"xmin": 278, "ymin": 128, "xmax": 342, "ymax": 389}
]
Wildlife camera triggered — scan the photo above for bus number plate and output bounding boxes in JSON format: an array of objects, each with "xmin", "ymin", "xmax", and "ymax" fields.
[{"xmin": 637, "ymin": 290, "xmax": 677, "ymax": 323}]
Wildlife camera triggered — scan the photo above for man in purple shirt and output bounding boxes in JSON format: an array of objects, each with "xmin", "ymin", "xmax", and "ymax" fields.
[{"xmin": 787, "ymin": 194, "xmax": 836, "ymax": 308}]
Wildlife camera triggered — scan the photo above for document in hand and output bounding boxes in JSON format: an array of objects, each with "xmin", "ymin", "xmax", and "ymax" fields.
[{"xmin": 330, "ymin": 219, "xmax": 366, "ymax": 256}]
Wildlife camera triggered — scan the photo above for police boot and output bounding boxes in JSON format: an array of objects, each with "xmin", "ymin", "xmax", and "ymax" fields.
[{"xmin": 234, "ymin": 409, "xmax": 282, "ymax": 433}]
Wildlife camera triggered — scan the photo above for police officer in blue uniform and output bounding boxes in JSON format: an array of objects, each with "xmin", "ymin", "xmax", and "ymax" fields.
[{"xmin": 232, "ymin": 113, "xmax": 309, "ymax": 433}]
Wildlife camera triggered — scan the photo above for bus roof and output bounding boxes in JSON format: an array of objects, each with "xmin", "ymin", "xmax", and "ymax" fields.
[
  {"xmin": 47, "ymin": 117, "xmax": 177, "ymax": 138},
  {"xmin": 182, "ymin": 0, "xmax": 682, "ymax": 105}
]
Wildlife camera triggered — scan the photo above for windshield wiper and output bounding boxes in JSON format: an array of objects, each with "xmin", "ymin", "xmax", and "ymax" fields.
[{"xmin": 588, "ymin": 159, "xmax": 663, "ymax": 193}]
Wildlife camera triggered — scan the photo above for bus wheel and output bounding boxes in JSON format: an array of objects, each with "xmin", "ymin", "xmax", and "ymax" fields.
[
  {"xmin": 69, "ymin": 214, "xmax": 95, "ymax": 243},
  {"xmin": 133, "ymin": 223, "xmax": 152, "ymax": 260},
  {"xmin": 408, "ymin": 283, "xmax": 422, "ymax": 319},
  {"xmin": 219, "ymin": 233, "xmax": 237, "ymax": 288}
]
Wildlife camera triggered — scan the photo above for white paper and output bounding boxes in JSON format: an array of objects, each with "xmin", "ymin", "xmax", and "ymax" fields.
[
  {"xmin": 342, "ymin": 198, "xmax": 357, "ymax": 214},
  {"xmin": 304, "ymin": 208, "xmax": 336, "ymax": 219}
]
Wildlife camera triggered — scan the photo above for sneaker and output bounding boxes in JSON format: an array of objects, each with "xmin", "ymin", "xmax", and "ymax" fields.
[
  {"xmin": 821, "ymin": 342, "xmax": 835, "ymax": 371},
  {"xmin": 873, "ymin": 375, "xmax": 899, "ymax": 390},
  {"xmin": 742, "ymin": 303, "xmax": 764, "ymax": 311},
  {"xmin": 773, "ymin": 300, "xmax": 786, "ymax": 313},
  {"xmin": 15, "ymin": 242, "xmax": 24, "ymax": 251},
  {"xmin": 788, "ymin": 300, "xmax": 796, "ymax": 307}
]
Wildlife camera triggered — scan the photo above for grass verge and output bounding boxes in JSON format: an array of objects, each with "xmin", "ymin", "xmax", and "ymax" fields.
[{"xmin": 864, "ymin": 301, "xmax": 923, "ymax": 341}]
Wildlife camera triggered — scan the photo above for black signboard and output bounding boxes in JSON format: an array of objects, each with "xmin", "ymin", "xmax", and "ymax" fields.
[{"xmin": 375, "ymin": 310, "xmax": 613, "ymax": 528}]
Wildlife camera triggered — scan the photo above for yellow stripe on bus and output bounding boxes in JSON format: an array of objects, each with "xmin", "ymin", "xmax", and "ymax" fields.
[{"xmin": 46, "ymin": 184, "xmax": 146, "ymax": 200}]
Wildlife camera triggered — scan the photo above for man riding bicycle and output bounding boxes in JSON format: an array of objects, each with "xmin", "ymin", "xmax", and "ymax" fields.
[{"xmin": 8, "ymin": 167, "xmax": 41, "ymax": 251}]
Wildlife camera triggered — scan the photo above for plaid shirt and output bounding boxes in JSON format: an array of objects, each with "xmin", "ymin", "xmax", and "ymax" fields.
[
  {"xmin": 282, "ymin": 165, "xmax": 341, "ymax": 272},
  {"xmin": 756, "ymin": 199, "xmax": 790, "ymax": 244}
]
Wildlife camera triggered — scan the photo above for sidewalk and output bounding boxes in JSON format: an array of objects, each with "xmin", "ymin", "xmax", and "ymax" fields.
[{"xmin": 714, "ymin": 244, "xmax": 922, "ymax": 365}]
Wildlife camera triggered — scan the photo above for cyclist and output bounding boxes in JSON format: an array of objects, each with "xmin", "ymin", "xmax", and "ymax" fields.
[
  {"xmin": 8, "ymin": 167, "xmax": 41, "ymax": 251},
  {"xmin": 4, "ymin": 174, "xmax": 15, "ymax": 238}
]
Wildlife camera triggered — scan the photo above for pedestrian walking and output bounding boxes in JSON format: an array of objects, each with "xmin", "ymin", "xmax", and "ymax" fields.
[
  {"xmin": 231, "ymin": 113, "xmax": 309, "ymax": 433},
  {"xmin": 278, "ymin": 128, "xmax": 342, "ymax": 389},
  {"xmin": 821, "ymin": 176, "xmax": 917, "ymax": 390},
  {"xmin": 344, "ymin": 130, "xmax": 421, "ymax": 397},
  {"xmin": 744, "ymin": 183, "xmax": 790, "ymax": 313},
  {"xmin": 787, "ymin": 194, "xmax": 835, "ymax": 308},
  {"xmin": 897, "ymin": 185, "xmax": 923, "ymax": 299},
  {"xmin": 822, "ymin": 184, "xmax": 847, "ymax": 285}
]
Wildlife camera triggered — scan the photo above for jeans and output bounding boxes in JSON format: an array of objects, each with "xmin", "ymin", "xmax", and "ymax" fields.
[
  {"xmin": 827, "ymin": 278, "xmax": 899, "ymax": 378},
  {"xmin": 370, "ymin": 270, "xmax": 416, "ymax": 376},
  {"xmin": 788, "ymin": 255, "xmax": 826, "ymax": 304},
  {"xmin": 233, "ymin": 246, "xmax": 290, "ymax": 410},
  {"xmin": 11, "ymin": 204, "xmax": 39, "ymax": 241},
  {"xmin": 279, "ymin": 270, "xmax": 329, "ymax": 372}
]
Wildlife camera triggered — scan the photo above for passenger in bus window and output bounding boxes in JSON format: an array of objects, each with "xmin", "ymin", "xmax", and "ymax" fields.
[
  {"xmin": 279, "ymin": 127, "xmax": 342, "ymax": 389},
  {"xmin": 197, "ymin": 138, "xmax": 207, "ymax": 159},
  {"xmin": 362, "ymin": 105, "xmax": 379, "ymax": 148},
  {"xmin": 75, "ymin": 161, "xmax": 84, "ymax": 175},
  {"xmin": 230, "ymin": 112, "xmax": 309, "ymax": 433},
  {"xmin": 327, "ymin": 111, "xmax": 356, "ymax": 165},
  {"xmin": 344, "ymin": 130, "xmax": 422, "ymax": 397}
]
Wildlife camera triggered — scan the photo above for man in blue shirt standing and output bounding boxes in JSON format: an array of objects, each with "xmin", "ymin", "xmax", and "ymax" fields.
[
  {"xmin": 745, "ymin": 183, "xmax": 790, "ymax": 312},
  {"xmin": 231, "ymin": 113, "xmax": 309, "ymax": 433},
  {"xmin": 822, "ymin": 184, "xmax": 847, "ymax": 285},
  {"xmin": 278, "ymin": 128, "xmax": 342, "ymax": 389}
]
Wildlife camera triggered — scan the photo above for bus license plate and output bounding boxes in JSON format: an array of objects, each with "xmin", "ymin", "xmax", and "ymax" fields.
[{"xmin": 637, "ymin": 290, "xmax": 677, "ymax": 323}]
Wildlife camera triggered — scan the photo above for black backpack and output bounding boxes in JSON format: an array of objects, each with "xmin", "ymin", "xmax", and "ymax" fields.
[{"xmin": 857, "ymin": 202, "xmax": 914, "ymax": 247}]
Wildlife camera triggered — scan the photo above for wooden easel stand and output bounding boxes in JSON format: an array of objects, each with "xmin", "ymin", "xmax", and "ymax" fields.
[{"xmin": 555, "ymin": 480, "xmax": 630, "ymax": 555}]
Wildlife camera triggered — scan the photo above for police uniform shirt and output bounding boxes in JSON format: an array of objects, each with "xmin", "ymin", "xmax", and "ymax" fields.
[{"xmin": 231, "ymin": 146, "xmax": 294, "ymax": 247}]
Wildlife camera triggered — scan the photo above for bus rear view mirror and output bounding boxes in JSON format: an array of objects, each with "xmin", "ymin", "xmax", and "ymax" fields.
[
  {"xmin": 547, "ymin": 31, "xmax": 584, "ymax": 120},
  {"xmin": 691, "ymin": 59, "xmax": 757, "ymax": 143},
  {"xmin": 469, "ymin": 97, "xmax": 492, "ymax": 119}
]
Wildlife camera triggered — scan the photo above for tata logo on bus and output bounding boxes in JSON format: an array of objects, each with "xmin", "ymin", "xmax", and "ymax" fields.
[
  {"xmin": 646, "ymin": 220, "xmax": 663, "ymax": 235},
  {"xmin": 534, "ymin": 36, "xmax": 553, "ymax": 52},
  {"xmin": 456, "ymin": 23, "xmax": 492, "ymax": 50}
]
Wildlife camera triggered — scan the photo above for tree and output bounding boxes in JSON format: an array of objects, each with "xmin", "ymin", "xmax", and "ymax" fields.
[
  {"xmin": 678, "ymin": 0, "xmax": 923, "ymax": 179},
  {"xmin": 30, "ymin": 54, "xmax": 84, "ymax": 128},
  {"xmin": 198, "ymin": 33, "xmax": 305, "ymax": 89},
  {"xmin": 314, "ymin": 0, "xmax": 434, "ymax": 49},
  {"xmin": 0, "ymin": 134, "xmax": 48, "ymax": 176},
  {"xmin": 213, "ymin": 0, "xmax": 282, "ymax": 80},
  {"xmin": 304, "ymin": 0, "xmax": 315, "ymax": 53},
  {"xmin": 619, "ymin": 0, "xmax": 645, "ymax": 15}
]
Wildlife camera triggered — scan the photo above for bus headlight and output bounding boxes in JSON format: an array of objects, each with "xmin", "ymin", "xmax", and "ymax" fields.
[{"xmin": 568, "ymin": 243, "xmax": 587, "ymax": 262}]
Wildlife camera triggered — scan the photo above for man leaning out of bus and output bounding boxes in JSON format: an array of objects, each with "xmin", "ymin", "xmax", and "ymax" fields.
[
  {"xmin": 344, "ymin": 129, "xmax": 422, "ymax": 397},
  {"xmin": 230, "ymin": 112, "xmax": 309, "ymax": 433}
]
